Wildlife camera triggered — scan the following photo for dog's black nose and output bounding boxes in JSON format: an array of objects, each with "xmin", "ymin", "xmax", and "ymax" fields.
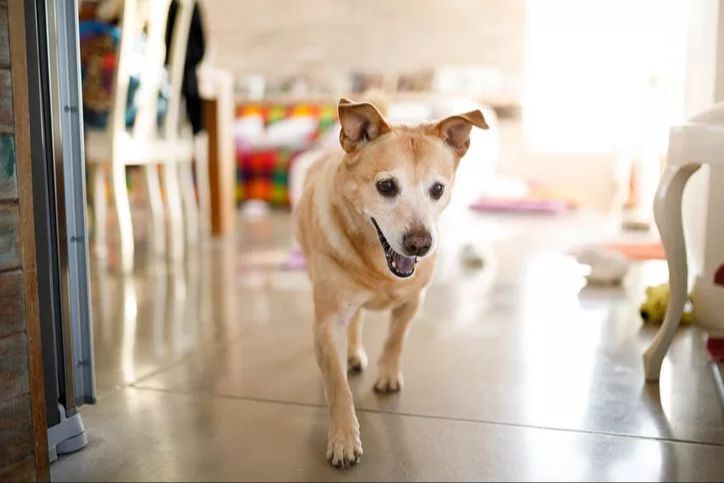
[{"xmin": 403, "ymin": 230, "xmax": 432, "ymax": 257}]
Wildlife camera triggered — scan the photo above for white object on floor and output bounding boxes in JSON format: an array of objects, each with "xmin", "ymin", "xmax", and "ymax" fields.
[
  {"xmin": 241, "ymin": 200, "xmax": 271, "ymax": 220},
  {"xmin": 644, "ymin": 102, "xmax": 724, "ymax": 382},
  {"xmin": 621, "ymin": 212, "xmax": 652, "ymax": 232},
  {"xmin": 576, "ymin": 246, "xmax": 630, "ymax": 285},
  {"xmin": 460, "ymin": 243, "xmax": 485, "ymax": 270}
]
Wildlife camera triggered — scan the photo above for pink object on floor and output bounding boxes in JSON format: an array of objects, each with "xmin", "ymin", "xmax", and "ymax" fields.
[
  {"xmin": 470, "ymin": 197, "xmax": 574, "ymax": 214},
  {"xmin": 280, "ymin": 248, "xmax": 306, "ymax": 270}
]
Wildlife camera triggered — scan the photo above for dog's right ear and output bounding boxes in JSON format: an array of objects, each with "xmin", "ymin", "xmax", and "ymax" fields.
[{"xmin": 338, "ymin": 99, "xmax": 391, "ymax": 153}]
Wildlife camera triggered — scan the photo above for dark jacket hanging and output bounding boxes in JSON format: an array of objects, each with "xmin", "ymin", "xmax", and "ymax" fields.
[{"xmin": 166, "ymin": 0, "xmax": 206, "ymax": 134}]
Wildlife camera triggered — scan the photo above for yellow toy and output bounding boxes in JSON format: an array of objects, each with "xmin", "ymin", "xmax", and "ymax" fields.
[{"xmin": 640, "ymin": 283, "xmax": 695, "ymax": 325}]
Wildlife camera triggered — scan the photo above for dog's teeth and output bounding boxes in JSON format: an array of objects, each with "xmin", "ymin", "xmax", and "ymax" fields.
[{"xmin": 391, "ymin": 260, "xmax": 396, "ymax": 269}]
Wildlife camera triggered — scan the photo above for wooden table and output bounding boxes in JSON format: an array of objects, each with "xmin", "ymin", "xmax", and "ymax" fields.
[{"xmin": 200, "ymin": 67, "xmax": 235, "ymax": 237}]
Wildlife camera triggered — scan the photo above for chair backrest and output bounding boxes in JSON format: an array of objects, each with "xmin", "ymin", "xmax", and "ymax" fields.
[
  {"xmin": 130, "ymin": 0, "xmax": 171, "ymax": 138},
  {"xmin": 108, "ymin": 0, "xmax": 193, "ymax": 141}
]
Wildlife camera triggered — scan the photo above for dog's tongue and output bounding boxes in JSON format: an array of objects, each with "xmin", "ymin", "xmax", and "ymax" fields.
[{"xmin": 393, "ymin": 252, "xmax": 415, "ymax": 276}]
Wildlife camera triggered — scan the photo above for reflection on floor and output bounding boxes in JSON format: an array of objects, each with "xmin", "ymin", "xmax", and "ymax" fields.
[{"xmin": 53, "ymin": 209, "xmax": 724, "ymax": 481}]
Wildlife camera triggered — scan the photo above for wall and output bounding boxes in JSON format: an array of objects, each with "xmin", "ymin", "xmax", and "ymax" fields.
[
  {"xmin": 0, "ymin": 0, "xmax": 48, "ymax": 480},
  {"xmin": 681, "ymin": 0, "xmax": 723, "ymax": 282},
  {"xmin": 199, "ymin": 0, "xmax": 524, "ymax": 84}
]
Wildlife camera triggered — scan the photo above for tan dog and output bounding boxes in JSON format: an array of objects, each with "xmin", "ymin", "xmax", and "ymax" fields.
[{"xmin": 293, "ymin": 98, "xmax": 488, "ymax": 468}]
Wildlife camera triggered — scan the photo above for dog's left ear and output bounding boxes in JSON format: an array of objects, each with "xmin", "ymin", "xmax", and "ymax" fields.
[{"xmin": 432, "ymin": 110, "xmax": 489, "ymax": 157}]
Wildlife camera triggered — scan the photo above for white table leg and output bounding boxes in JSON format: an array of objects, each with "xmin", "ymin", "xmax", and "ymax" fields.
[{"xmin": 644, "ymin": 163, "xmax": 700, "ymax": 382}]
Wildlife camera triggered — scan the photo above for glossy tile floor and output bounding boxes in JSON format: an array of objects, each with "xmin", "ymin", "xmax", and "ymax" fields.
[{"xmin": 53, "ymin": 210, "xmax": 724, "ymax": 482}]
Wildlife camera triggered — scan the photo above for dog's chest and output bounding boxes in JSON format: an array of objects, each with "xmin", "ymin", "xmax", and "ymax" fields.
[
  {"xmin": 361, "ymin": 275, "xmax": 429, "ymax": 311},
  {"xmin": 360, "ymin": 257, "xmax": 435, "ymax": 310},
  {"xmin": 363, "ymin": 287, "xmax": 407, "ymax": 310}
]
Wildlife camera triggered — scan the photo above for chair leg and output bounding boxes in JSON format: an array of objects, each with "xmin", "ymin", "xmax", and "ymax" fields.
[
  {"xmin": 143, "ymin": 164, "xmax": 166, "ymax": 257},
  {"xmin": 180, "ymin": 162, "xmax": 200, "ymax": 247},
  {"xmin": 92, "ymin": 164, "xmax": 108, "ymax": 259},
  {"xmin": 162, "ymin": 163, "xmax": 184, "ymax": 262},
  {"xmin": 643, "ymin": 164, "xmax": 700, "ymax": 382},
  {"xmin": 194, "ymin": 133, "xmax": 211, "ymax": 239},
  {"xmin": 111, "ymin": 162, "xmax": 134, "ymax": 273}
]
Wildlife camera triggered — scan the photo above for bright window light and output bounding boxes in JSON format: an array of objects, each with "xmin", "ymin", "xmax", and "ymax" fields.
[{"xmin": 523, "ymin": 0, "xmax": 689, "ymax": 154}]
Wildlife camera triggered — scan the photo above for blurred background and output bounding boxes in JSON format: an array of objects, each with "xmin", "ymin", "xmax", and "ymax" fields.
[{"xmin": 11, "ymin": 0, "xmax": 721, "ymax": 479}]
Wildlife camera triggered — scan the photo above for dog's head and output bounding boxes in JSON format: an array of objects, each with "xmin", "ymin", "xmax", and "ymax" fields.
[{"xmin": 337, "ymin": 98, "xmax": 488, "ymax": 279}]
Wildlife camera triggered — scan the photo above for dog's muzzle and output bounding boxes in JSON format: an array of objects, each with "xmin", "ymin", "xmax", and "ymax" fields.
[{"xmin": 371, "ymin": 218, "xmax": 419, "ymax": 278}]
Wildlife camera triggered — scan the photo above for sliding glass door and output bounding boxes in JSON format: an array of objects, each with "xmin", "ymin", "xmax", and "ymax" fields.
[{"xmin": 24, "ymin": 0, "xmax": 94, "ymax": 459}]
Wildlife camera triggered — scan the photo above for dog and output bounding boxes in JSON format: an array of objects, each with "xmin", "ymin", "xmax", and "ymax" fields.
[{"xmin": 293, "ymin": 98, "xmax": 488, "ymax": 468}]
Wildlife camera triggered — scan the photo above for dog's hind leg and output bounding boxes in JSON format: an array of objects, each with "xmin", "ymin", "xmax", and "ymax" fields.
[
  {"xmin": 313, "ymin": 291, "xmax": 364, "ymax": 468},
  {"xmin": 347, "ymin": 309, "xmax": 368, "ymax": 373},
  {"xmin": 374, "ymin": 295, "xmax": 420, "ymax": 394}
]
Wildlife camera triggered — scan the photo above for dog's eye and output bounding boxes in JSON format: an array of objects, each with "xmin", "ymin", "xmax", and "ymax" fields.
[
  {"xmin": 429, "ymin": 182, "xmax": 445, "ymax": 200},
  {"xmin": 376, "ymin": 178, "xmax": 399, "ymax": 198}
]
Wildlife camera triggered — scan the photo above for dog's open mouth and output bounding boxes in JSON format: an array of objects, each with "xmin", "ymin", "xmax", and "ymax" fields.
[{"xmin": 371, "ymin": 218, "xmax": 417, "ymax": 278}]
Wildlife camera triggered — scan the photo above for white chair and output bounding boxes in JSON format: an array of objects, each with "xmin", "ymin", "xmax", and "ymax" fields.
[
  {"xmin": 643, "ymin": 102, "xmax": 724, "ymax": 382},
  {"xmin": 87, "ymin": 0, "xmax": 198, "ymax": 272}
]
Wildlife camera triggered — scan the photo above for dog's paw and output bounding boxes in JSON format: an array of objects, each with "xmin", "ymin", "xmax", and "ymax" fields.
[
  {"xmin": 327, "ymin": 424, "xmax": 363, "ymax": 468},
  {"xmin": 374, "ymin": 370, "xmax": 404, "ymax": 394},
  {"xmin": 347, "ymin": 348, "xmax": 368, "ymax": 374}
]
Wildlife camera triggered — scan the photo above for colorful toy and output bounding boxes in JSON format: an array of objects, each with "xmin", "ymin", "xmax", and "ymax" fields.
[
  {"xmin": 235, "ymin": 103, "xmax": 337, "ymax": 206},
  {"xmin": 640, "ymin": 283, "xmax": 695, "ymax": 325}
]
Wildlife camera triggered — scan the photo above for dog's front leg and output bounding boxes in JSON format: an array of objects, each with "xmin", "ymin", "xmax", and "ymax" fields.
[
  {"xmin": 374, "ymin": 295, "xmax": 420, "ymax": 394},
  {"xmin": 347, "ymin": 309, "xmax": 368, "ymax": 373},
  {"xmin": 313, "ymin": 296, "xmax": 363, "ymax": 468}
]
